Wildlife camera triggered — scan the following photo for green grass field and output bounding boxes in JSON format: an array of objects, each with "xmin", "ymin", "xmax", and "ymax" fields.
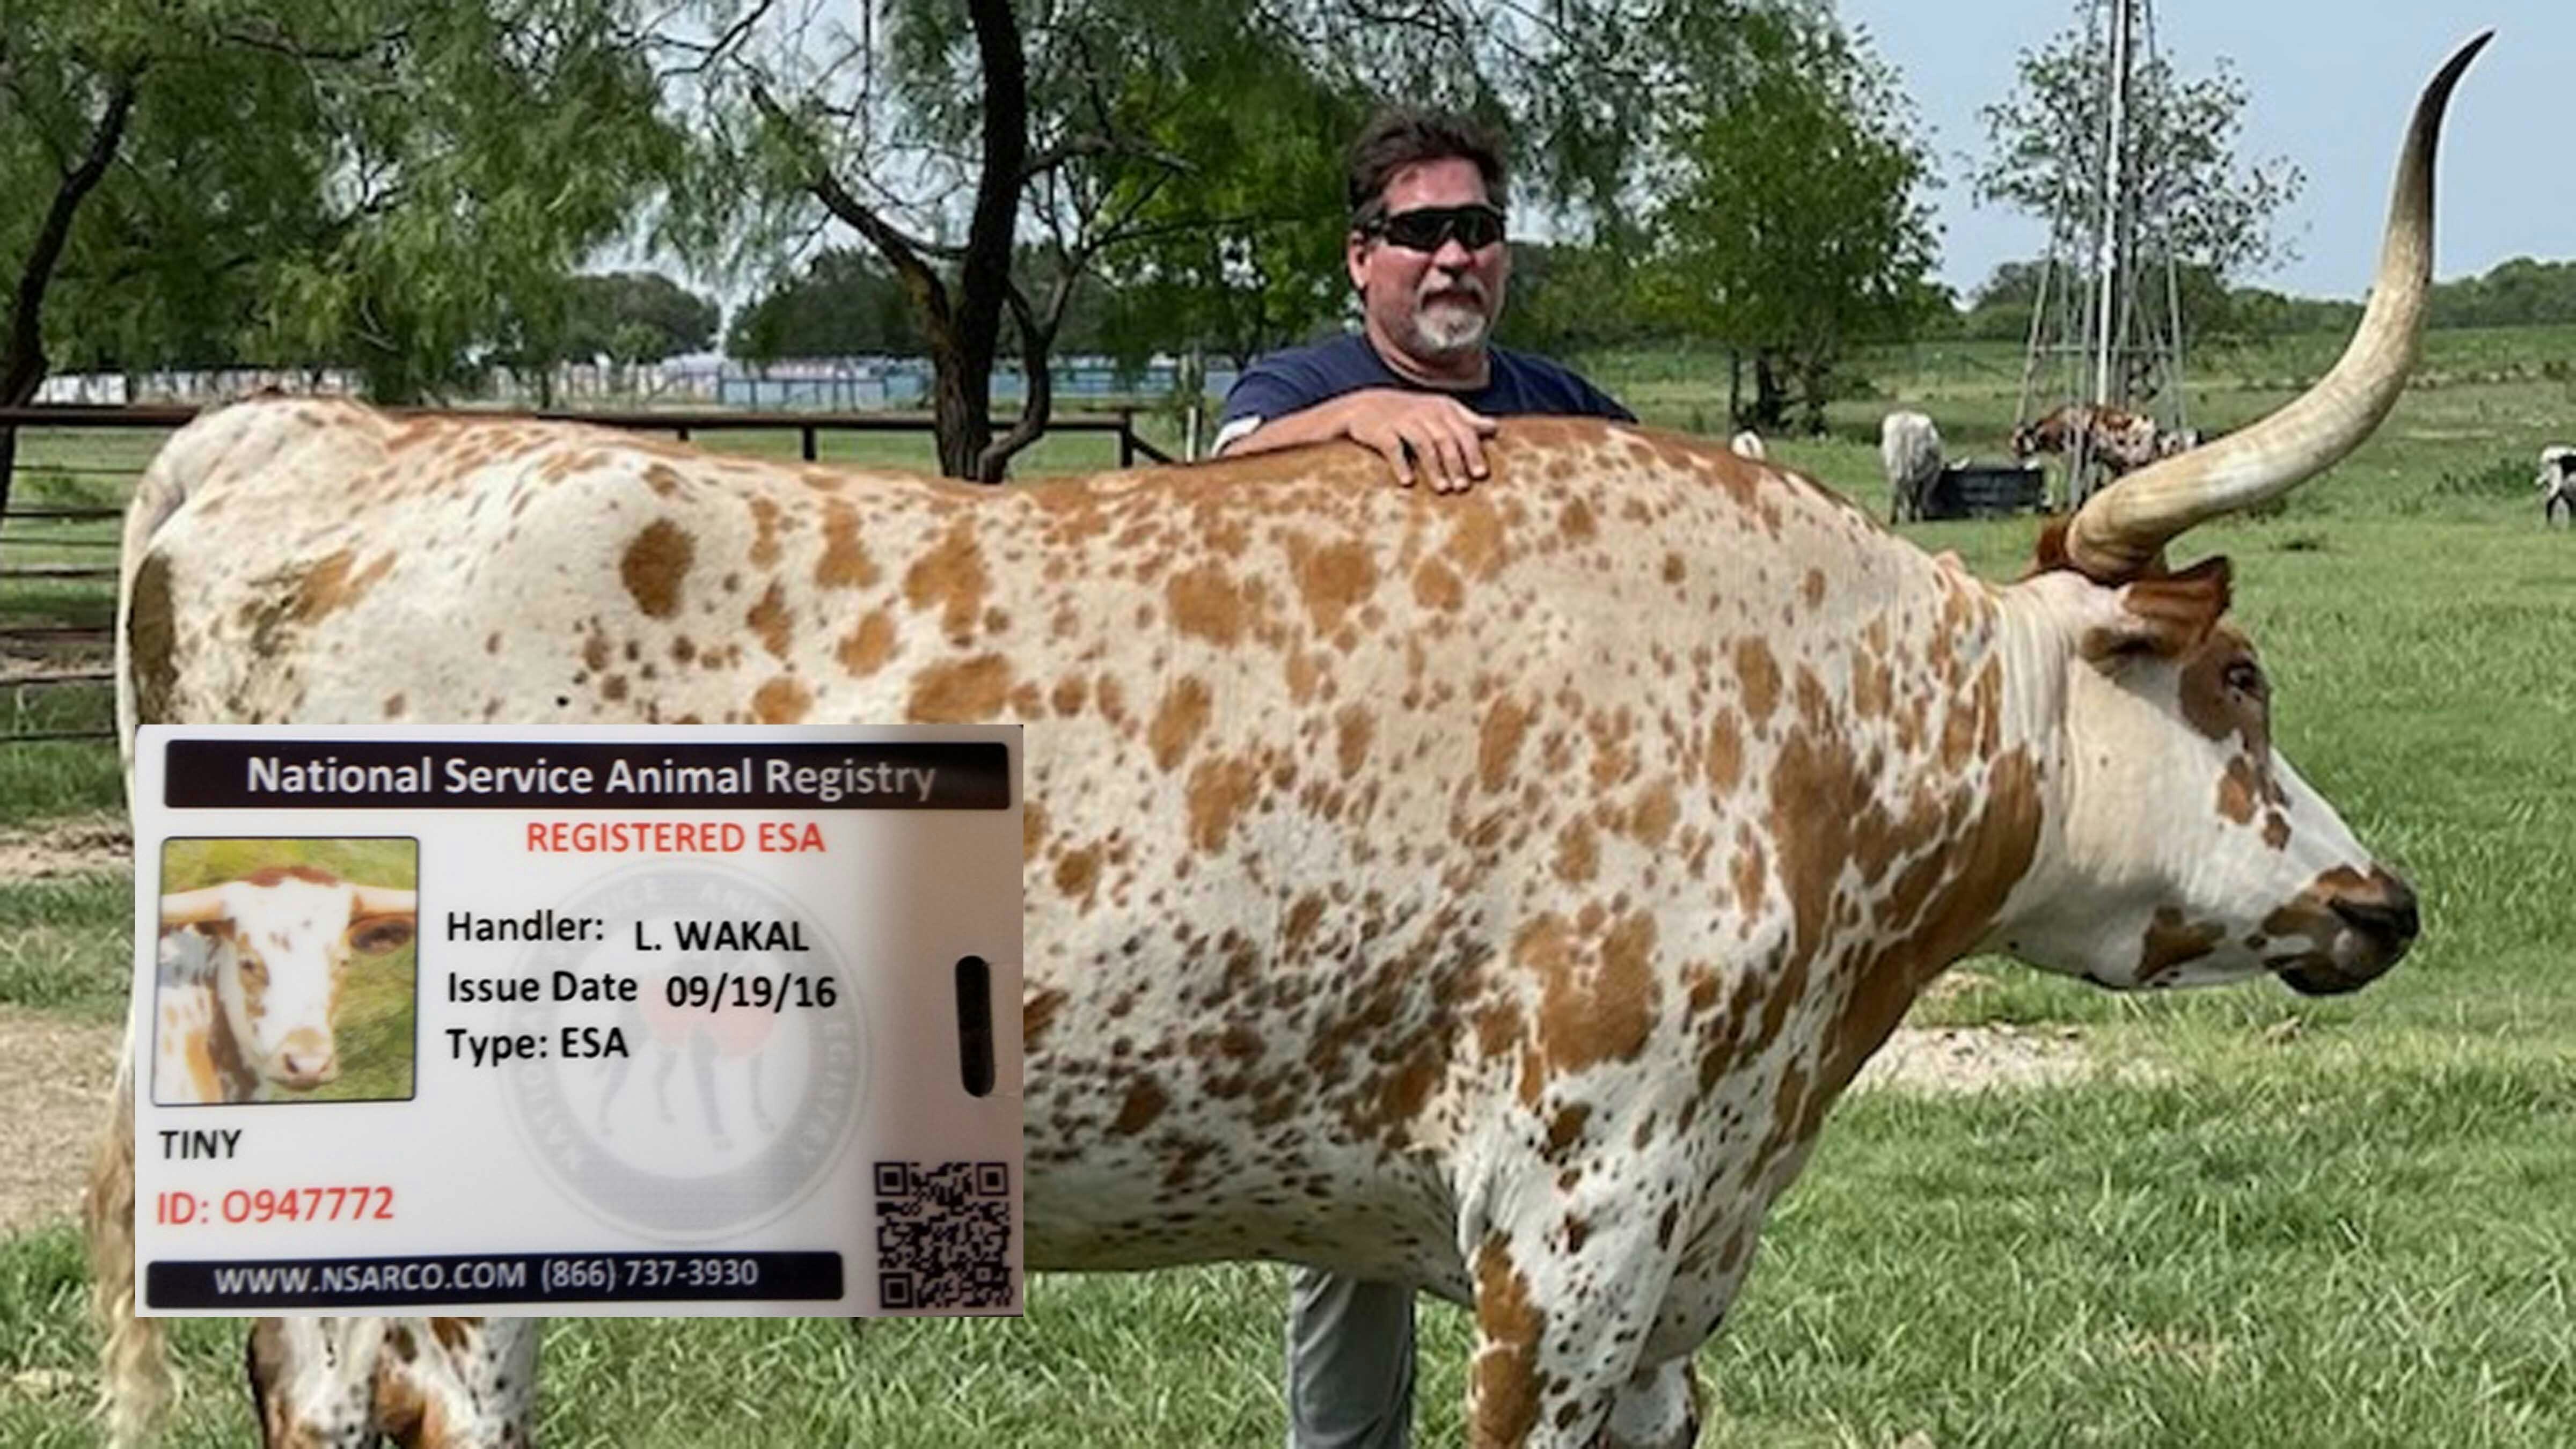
[{"xmin": 1, "ymin": 331, "xmax": 2572, "ymax": 1445}]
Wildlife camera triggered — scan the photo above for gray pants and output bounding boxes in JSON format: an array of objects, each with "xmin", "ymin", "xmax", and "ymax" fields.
[{"xmin": 1285, "ymin": 1268, "xmax": 1415, "ymax": 1449}]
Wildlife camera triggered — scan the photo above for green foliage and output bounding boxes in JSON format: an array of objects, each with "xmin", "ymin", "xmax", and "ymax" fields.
[
  {"xmin": 1503, "ymin": 241, "xmax": 1660, "ymax": 358},
  {"xmin": 1642, "ymin": 12, "xmax": 1941, "ymax": 431},
  {"xmin": 1073, "ymin": 30, "xmax": 1366, "ymax": 371},
  {"xmin": 727, "ymin": 250, "xmax": 923, "ymax": 363},
  {"xmin": 1977, "ymin": 8, "xmax": 2305, "ymax": 285},
  {"xmin": 560, "ymin": 273, "xmax": 720, "ymax": 365},
  {"xmin": 1, "ymin": 0, "xmax": 691, "ymax": 404},
  {"xmin": 2428, "ymin": 256, "xmax": 2576, "ymax": 329},
  {"xmin": 683, "ymin": 1, "xmax": 1838, "ymax": 471}
]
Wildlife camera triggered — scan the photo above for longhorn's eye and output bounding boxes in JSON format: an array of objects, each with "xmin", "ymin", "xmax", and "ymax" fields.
[{"xmin": 2224, "ymin": 660, "xmax": 2267, "ymax": 698}]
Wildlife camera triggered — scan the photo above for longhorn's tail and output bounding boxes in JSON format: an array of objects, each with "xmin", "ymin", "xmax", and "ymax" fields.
[
  {"xmin": 109, "ymin": 405, "xmax": 219, "ymax": 789},
  {"xmin": 96, "ymin": 393, "xmax": 395, "ymax": 1444},
  {"xmin": 86, "ymin": 1061, "xmax": 167, "ymax": 1446},
  {"xmin": 93, "ymin": 409, "xmax": 201, "ymax": 1446}
]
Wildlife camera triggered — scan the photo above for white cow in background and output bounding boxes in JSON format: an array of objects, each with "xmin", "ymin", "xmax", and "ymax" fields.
[
  {"xmin": 2540, "ymin": 445, "xmax": 2574, "ymax": 526},
  {"xmin": 1879, "ymin": 409, "xmax": 1943, "ymax": 524}
]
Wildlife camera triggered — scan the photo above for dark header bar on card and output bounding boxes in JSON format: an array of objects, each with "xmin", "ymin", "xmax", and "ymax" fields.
[{"xmin": 163, "ymin": 740, "xmax": 1011, "ymax": 810}]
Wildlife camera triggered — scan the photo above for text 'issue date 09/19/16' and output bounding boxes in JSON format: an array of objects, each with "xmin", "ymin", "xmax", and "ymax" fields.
[
  {"xmin": 444, "ymin": 970, "xmax": 840, "ymax": 1011},
  {"xmin": 444, "ymin": 970, "xmax": 842, "ymax": 1067}
]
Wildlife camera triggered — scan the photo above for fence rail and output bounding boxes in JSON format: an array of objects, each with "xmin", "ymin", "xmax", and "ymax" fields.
[{"xmin": 1, "ymin": 402, "xmax": 1175, "ymax": 746}]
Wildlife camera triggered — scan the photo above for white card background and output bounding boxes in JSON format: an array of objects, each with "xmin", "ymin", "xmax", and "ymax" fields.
[{"xmin": 130, "ymin": 724, "xmax": 1022, "ymax": 1317}]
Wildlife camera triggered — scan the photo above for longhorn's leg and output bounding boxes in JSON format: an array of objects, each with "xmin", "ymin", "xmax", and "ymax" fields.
[
  {"xmin": 372, "ymin": 1318, "xmax": 541, "ymax": 1448},
  {"xmin": 247, "ymin": 1316, "xmax": 540, "ymax": 1447},
  {"xmin": 1462, "ymin": 1223, "xmax": 1678, "ymax": 1449},
  {"xmin": 246, "ymin": 1318, "xmax": 388, "ymax": 1448},
  {"xmin": 1601, "ymin": 1357, "xmax": 1701, "ymax": 1449}
]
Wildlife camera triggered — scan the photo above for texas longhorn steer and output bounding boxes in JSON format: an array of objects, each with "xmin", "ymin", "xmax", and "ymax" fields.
[
  {"xmin": 150, "ymin": 867, "xmax": 418, "ymax": 1105},
  {"xmin": 90, "ymin": 35, "xmax": 2479, "ymax": 1449}
]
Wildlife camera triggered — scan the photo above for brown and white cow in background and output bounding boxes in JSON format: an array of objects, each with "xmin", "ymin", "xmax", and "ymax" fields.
[
  {"xmin": 2011, "ymin": 403, "xmax": 2185, "ymax": 510},
  {"xmin": 151, "ymin": 867, "xmax": 416, "ymax": 1104},
  {"xmin": 88, "ymin": 34, "xmax": 2483, "ymax": 1449},
  {"xmin": 2539, "ymin": 444, "xmax": 2574, "ymax": 525}
]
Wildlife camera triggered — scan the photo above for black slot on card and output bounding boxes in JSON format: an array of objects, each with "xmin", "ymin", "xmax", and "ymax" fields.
[{"xmin": 955, "ymin": 956, "xmax": 996, "ymax": 1097}]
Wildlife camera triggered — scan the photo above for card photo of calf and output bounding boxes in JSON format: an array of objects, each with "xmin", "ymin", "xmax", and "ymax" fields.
[{"xmin": 150, "ymin": 837, "xmax": 420, "ymax": 1106}]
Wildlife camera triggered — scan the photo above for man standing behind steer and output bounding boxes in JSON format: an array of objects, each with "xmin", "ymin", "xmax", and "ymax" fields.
[
  {"xmin": 1219, "ymin": 106, "xmax": 1634, "ymax": 1449},
  {"xmin": 1216, "ymin": 108, "xmax": 1633, "ymax": 496}
]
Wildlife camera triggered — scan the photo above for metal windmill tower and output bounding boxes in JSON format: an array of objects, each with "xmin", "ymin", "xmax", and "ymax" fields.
[{"xmin": 2014, "ymin": 0, "xmax": 2192, "ymax": 508}]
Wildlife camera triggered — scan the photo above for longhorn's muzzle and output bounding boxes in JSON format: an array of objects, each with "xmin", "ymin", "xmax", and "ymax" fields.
[
  {"xmin": 2278, "ymin": 869, "xmax": 2419, "ymax": 996},
  {"xmin": 273, "ymin": 1029, "xmax": 339, "ymax": 1089}
]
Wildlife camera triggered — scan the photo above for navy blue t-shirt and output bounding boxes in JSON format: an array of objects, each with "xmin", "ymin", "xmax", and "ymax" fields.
[{"xmin": 1216, "ymin": 333, "xmax": 1633, "ymax": 444}]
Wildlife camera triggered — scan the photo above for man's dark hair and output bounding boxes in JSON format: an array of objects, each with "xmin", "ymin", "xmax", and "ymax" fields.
[{"xmin": 1345, "ymin": 107, "xmax": 1509, "ymax": 229}]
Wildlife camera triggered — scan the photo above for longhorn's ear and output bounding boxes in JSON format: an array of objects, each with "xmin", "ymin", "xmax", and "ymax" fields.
[
  {"xmin": 2081, "ymin": 556, "xmax": 2233, "ymax": 663},
  {"xmin": 347, "ymin": 916, "xmax": 415, "ymax": 956}
]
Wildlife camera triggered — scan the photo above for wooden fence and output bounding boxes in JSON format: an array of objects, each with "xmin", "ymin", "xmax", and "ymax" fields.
[{"xmin": 0, "ymin": 405, "xmax": 1173, "ymax": 746}]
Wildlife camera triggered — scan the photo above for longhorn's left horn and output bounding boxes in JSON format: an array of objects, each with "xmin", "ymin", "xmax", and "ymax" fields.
[
  {"xmin": 350, "ymin": 885, "xmax": 417, "ymax": 917},
  {"xmin": 159, "ymin": 886, "xmax": 232, "ymax": 927},
  {"xmin": 2062, "ymin": 32, "xmax": 2490, "ymax": 581}
]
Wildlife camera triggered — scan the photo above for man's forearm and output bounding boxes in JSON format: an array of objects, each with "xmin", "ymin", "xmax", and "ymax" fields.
[{"xmin": 1216, "ymin": 393, "xmax": 1375, "ymax": 456}]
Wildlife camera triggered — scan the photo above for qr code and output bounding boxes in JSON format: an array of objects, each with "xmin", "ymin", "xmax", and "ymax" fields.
[{"xmin": 874, "ymin": 1161, "xmax": 1016, "ymax": 1310}]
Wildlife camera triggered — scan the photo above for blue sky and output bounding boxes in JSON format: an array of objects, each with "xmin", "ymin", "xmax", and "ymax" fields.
[{"xmin": 1832, "ymin": 1, "xmax": 2572, "ymax": 300}]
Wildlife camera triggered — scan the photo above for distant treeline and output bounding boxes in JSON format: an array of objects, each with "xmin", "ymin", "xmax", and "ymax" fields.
[
  {"xmin": 1940, "ymin": 255, "xmax": 2576, "ymax": 347},
  {"xmin": 727, "ymin": 248, "xmax": 2576, "ymax": 369}
]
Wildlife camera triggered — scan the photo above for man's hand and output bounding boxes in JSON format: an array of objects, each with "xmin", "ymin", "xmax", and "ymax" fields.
[{"xmin": 1339, "ymin": 391, "xmax": 1500, "ymax": 492}]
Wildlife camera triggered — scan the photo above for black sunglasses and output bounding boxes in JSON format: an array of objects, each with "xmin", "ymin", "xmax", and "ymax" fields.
[{"xmin": 1363, "ymin": 203, "xmax": 1507, "ymax": 253}]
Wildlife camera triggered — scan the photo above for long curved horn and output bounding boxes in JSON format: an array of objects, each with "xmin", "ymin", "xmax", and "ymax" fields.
[
  {"xmin": 159, "ymin": 886, "xmax": 232, "ymax": 927},
  {"xmin": 2063, "ymin": 32, "xmax": 2491, "ymax": 581},
  {"xmin": 350, "ymin": 885, "xmax": 417, "ymax": 917}
]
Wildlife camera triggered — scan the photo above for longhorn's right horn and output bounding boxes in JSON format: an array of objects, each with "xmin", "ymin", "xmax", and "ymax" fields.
[
  {"xmin": 350, "ymin": 885, "xmax": 418, "ymax": 917},
  {"xmin": 2061, "ymin": 32, "xmax": 2492, "ymax": 582},
  {"xmin": 159, "ymin": 887, "xmax": 232, "ymax": 927}
]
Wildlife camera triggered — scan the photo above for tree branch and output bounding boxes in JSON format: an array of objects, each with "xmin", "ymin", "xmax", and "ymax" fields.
[
  {"xmin": 749, "ymin": 81, "xmax": 957, "ymax": 331},
  {"xmin": 4, "ymin": 71, "xmax": 139, "ymax": 404},
  {"xmin": 978, "ymin": 277, "xmax": 1053, "ymax": 479},
  {"xmin": 650, "ymin": 0, "xmax": 776, "ymax": 78}
]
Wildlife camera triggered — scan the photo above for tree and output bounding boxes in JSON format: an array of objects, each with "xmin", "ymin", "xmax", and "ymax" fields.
[
  {"xmin": 1, "ymin": 0, "xmax": 685, "ymax": 507},
  {"xmin": 560, "ymin": 273, "xmax": 720, "ymax": 364},
  {"xmin": 1644, "ymin": 14, "xmax": 1942, "ymax": 433},
  {"xmin": 727, "ymin": 250, "xmax": 923, "ymax": 362},
  {"xmin": 1976, "ymin": 8, "xmax": 2304, "ymax": 288},
  {"xmin": 675, "ymin": 0, "xmax": 1823, "ymax": 479}
]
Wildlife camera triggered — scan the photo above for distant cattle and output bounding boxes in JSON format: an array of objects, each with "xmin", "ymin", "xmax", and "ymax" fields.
[
  {"xmin": 2540, "ymin": 445, "xmax": 2574, "ymax": 526},
  {"xmin": 2012, "ymin": 402, "xmax": 2171, "ymax": 477},
  {"xmin": 1879, "ymin": 411, "xmax": 1943, "ymax": 523}
]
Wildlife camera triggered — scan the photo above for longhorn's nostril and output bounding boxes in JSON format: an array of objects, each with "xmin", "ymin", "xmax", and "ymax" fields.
[{"xmin": 2333, "ymin": 891, "xmax": 2419, "ymax": 945}]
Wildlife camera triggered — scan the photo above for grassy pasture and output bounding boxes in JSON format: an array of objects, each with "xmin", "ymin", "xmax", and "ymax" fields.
[{"xmin": 1, "ymin": 329, "xmax": 2572, "ymax": 1445}]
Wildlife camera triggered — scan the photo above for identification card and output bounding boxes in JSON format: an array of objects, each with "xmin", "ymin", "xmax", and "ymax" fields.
[{"xmin": 128, "ymin": 724, "xmax": 1022, "ymax": 1317}]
